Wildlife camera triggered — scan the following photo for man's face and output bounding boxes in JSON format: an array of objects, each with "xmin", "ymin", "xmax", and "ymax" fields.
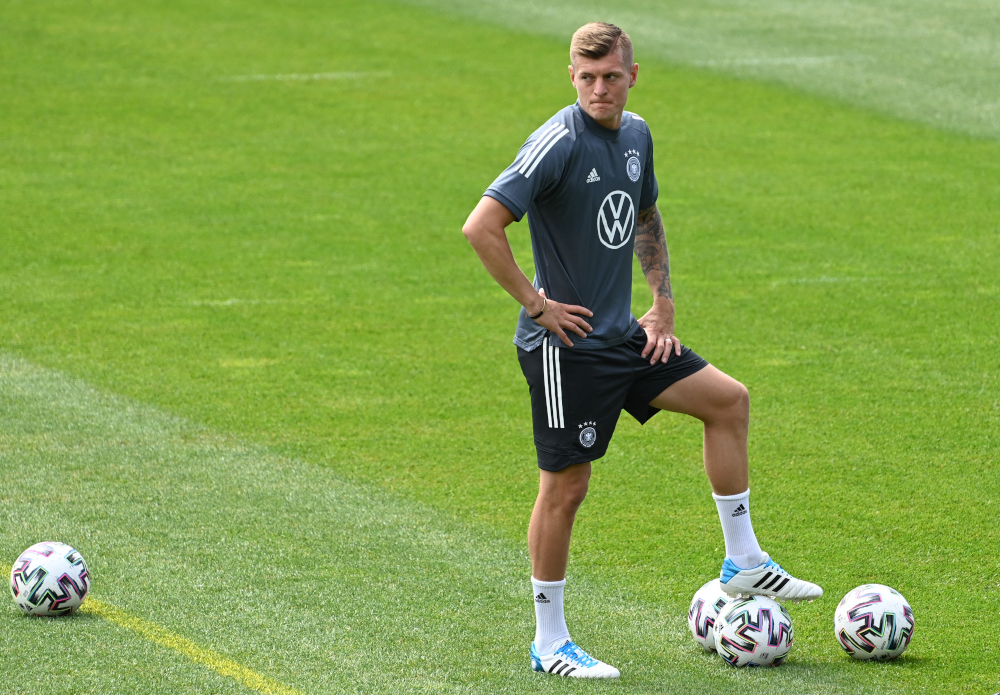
[{"xmin": 569, "ymin": 51, "xmax": 638, "ymax": 128}]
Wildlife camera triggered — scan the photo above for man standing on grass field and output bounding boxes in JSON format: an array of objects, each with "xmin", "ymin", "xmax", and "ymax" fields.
[{"xmin": 462, "ymin": 22, "xmax": 822, "ymax": 678}]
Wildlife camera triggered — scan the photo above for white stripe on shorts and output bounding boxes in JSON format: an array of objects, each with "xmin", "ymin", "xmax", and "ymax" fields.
[
  {"xmin": 554, "ymin": 346, "xmax": 565, "ymax": 428},
  {"xmin": 542, "ymin": 337, "xmax": 553, "ymax": 428},
  {"xmin": 542, "ymin": 340, "xmax": 564, "ymax": 429},
  {"xmin": 548, "ymin": 343, "xmax": 558, "ymax": 428}
]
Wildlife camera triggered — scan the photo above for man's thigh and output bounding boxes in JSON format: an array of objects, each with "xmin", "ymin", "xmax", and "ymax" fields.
[
  {"xmin": 620, "ymin": 329, "xmax": 710, "ymax": 424},
  {"xmin": 648, "ymin": 364, "xmax": 747, "ymax": 421},
  {"xmin": 517, "ymin": 338, "xmax": 634, "ymax": 470}
]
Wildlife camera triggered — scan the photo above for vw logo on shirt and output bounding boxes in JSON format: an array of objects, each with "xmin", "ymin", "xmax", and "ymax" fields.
[{"xmin": 597, "ymin": 190, "xmax": 635, "ymax": 249}]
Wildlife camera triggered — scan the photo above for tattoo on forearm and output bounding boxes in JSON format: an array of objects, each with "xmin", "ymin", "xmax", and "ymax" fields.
[{"xmin": 634, "ymin": 205, "xmax": 673, "ymax": 300}]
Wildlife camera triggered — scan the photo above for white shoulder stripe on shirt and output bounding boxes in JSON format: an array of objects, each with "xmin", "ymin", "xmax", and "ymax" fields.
[
  {"xmin": 518, "ymin": 124, "xmax": 568, "ymax": 178},
  {"xmin": 516, "ymin": 123, "xmax": 561, "ymax": 170},
  {"xmin": 523, "ymin": 127, "xmax": 568, "ymax": 179}
]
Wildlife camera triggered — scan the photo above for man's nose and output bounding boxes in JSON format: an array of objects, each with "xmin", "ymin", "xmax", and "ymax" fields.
[{"xmin": 593, "ymin": 78, "xmax": 607, "ymax": 94}]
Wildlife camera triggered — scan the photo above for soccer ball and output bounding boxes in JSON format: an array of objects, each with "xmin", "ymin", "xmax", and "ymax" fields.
[
  {"xmin": 9, "ymin": 542, "xmax": 90, "ymax": 616},
  {"xmin": 687, "ymin": 579, "xmax": 731, "ymax": 651},
  {"xmin": 835, "ymin": 584, "xmax": 914, "ymax": 660},
  {"xmin": 713, "ymin": 595, "xmax": 793, "ymax": 667}
]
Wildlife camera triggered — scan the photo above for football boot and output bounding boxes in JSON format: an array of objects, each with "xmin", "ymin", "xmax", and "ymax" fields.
[
  {"xmin": 720, "ymin": 553, "xmax": 822, "ymax": 602},
  {"xmin": 530, "ymin": 639, "xmax": 620, "ymax": 678}
]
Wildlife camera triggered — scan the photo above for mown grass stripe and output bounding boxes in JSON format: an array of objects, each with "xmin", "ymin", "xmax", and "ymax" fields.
[
  {"xmin": 78, "ymin": 598, "xmax": 303, "ymax": 695},
  {"xmin": 2, "ymin": 563, "xmax": 301, "ymax": 695},
  {"xmin": 0, "ymin": 351, "xmax": 907, "ymax": 694},
  {"xmin": 402, "ymin": 0, "xmax": 1000, "ymax": 139}
]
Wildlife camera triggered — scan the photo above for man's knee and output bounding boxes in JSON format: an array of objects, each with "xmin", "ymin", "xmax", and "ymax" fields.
[
  {"xmin": 724, "ymin": 381, "xmax": 750, "ymax": 427},
  {"xmin": 706, "ymin": 379, "xmax": 749, "ymax": 428},
  {"xmin": 560, "ymin": 476, "xmax": 590, "ymax": 509},
  {"xmin": 733, "ymin": 381, "xmax": 750, "ymax": 414},
  {"xmin": 540, "ymin": 464, "xmax": 591, "ymax": 510}
]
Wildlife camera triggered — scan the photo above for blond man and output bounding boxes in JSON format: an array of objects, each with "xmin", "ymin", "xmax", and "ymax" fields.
[{"xmin": 463, "ymin": 22, "xmax": 821, "ymax": 678}]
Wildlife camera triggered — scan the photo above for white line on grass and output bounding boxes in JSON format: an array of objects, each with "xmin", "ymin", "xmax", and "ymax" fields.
[
  {"xmin": 398, "ymin": 0, "xmax": 1000, "ymax": 138},
  {"xmin": 221, "ymin": 71, "xmax": 392, "ymax": 82},
  {"xmin": 2, "ymin": 563, "xmax": 301, "ymax": 695},
  {"xmin": 0, "ymin": 353, "xmax": 904, "ymax": 694},
  {"xmin": 81, "ymin": 598, "xmax": 304, "ymax": 695},
  {"xmin": 692, "ymin": 56, "xmax": 851, "ymax": 68},
  {"xmin": 771, "ymin": 276, "xmax": 873, "ymax": 286},
  {"xmin": 189, "ymin": 298, "xmax": 292, "ymax": 306}
]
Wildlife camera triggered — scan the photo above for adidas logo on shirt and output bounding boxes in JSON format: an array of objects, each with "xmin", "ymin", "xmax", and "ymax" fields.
[
  {"xmin": 586, "ymin": 168, "xmax": 600, "ymax": 183},
  {"xmin": 731, "ymin": 504, "xmax": 748, "ymax": 518},
  {"xmin": 534, "ymin": 592, "xmax": 550, "ymax": 603}
]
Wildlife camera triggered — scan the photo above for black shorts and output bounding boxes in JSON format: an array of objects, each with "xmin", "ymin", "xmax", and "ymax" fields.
[{"xmin": 517, "ymin": 328, "xmax": 709, "ymax": 472}]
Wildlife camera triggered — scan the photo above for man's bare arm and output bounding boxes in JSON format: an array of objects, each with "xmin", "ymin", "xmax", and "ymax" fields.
[
  {"xmin": 635, "ymin": 205, "xmax": 672, "ymax": 301},
  {"xmin": 462, "ymin": 196, "xmax": 593, "ymax": 346},
  {"xmin": 633, "ymin": 204, "xmax": 680, "ymax": 363}
]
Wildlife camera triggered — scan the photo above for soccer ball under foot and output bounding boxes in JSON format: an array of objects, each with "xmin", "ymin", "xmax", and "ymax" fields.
[
  {"xmin": 688, "ymin": 579, "xmax": 731, "ymax": 651},
  {"xmin": 713, "ymin": 594, "xmax": 793, "ymax": 667}
]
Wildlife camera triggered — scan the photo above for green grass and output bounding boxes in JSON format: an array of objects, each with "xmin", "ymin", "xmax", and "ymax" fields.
[
  {"xmin": 1, "ymin": 354, "xmax": 902, "ymax": 694},
  {"xmin": 1, "ymin": 0, "xmax": 999, "ymax": 692},
  {"xmin": 401, "ymin": 0, "xmax": 1000, "ymax": 139}
]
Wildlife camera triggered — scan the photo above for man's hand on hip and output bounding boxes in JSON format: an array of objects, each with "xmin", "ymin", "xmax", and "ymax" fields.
[
  {"xmin": 534, "ymin": 289, "xmax": 593, "ymax": 348},
  {"xmin": 637, "ymin": 298, "xmax": 680, "ymax": 364}
]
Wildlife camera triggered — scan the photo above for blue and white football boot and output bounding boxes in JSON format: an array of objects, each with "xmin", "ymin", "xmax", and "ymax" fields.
[
  {"xmin": 719, "ymin": 553, "xmax": 822, "ymax": 602},
  {"xmin": 530, "ymin": 640, "xmax": 620, "ymax": 678}
]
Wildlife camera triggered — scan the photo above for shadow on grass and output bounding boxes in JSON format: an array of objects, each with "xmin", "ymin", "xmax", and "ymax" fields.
[
  {"xmin": 2, "ymin": 608, "xmax": 102, "ymax": 624},
  {"xmin": 680, "ymin": 644, "xmax": 929, "ymax": 695}
]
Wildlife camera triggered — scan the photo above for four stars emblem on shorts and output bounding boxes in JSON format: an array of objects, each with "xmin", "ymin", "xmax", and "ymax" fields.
[{"xmin": 578, "ymin": 421, "xmax": 598, "ymax": 448}]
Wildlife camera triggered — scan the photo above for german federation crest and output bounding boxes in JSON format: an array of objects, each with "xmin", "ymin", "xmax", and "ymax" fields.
[
  {"xmin": 626, "ymin": 156, "xmax": 641, "ymax": 182},
  {"xmin": 578, "ymin": 421, "xmax": 597, "ymax": 448}
]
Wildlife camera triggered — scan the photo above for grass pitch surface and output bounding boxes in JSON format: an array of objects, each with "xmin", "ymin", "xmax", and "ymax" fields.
[
  {"xmin": 403, "ymin": 0, "xmax": 1000, "ymax": 139},
  {"xmin": 1, "ymin": 0, "xmax": 999, "ymax": 693}
]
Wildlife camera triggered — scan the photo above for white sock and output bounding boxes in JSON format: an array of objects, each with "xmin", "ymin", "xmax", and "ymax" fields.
[
  {"xmin": 713, "ymin": 489, "xmax": 766, "ymax": 569},
  {"xmin": 532, "ymin": 576, "xmax": 571, "ymax": 656}
]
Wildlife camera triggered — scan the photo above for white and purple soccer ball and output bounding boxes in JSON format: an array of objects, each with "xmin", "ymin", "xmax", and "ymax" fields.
[
  {"xmin": 687, "ymin": 579, "xmax": 731, "ymax": 651},
  {"xmin": 835, "ymin": 584, "xmax": 914, "ymax": 661},
  {"xmin": 9, "ymin": 542, "xmax": 90, "ymax": 616},
  {"xmin": 713, "ymin": 595, "xmax": 793, "ymax": 667}
]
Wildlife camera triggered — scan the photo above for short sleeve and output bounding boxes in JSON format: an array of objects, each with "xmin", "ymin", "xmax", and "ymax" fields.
[
  {"xmin": 639, "ymin": 127, "xmax": 658, "ymax": 210},
  {"xmin": 483, "ymin": 122, "xmax": 573, "ymax": 221}
]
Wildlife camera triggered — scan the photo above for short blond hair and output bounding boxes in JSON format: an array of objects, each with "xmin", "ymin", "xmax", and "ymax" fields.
[{"xmin": 570, "ymin": 22, "xmax": 633, "ymax": 70}]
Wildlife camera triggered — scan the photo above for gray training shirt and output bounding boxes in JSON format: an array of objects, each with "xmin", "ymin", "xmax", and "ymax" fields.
[{"xmin": 484, "ymin": 102, "xmax": 658, "ymax": 352}]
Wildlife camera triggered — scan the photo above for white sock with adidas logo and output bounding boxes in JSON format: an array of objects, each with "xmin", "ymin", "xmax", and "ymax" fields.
[
  {"xmin": 713, "ymin": 489, "xmax": 766, "ymax": 570},
  {"xmin": 532, "ymin": 576, "xmax": 571, "ymax": 656}
]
